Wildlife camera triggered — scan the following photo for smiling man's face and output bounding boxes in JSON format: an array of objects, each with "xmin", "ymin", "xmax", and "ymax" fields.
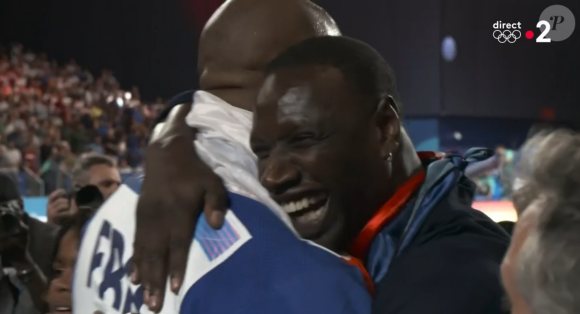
[{"xmin": 250, "ymin": 65, "xmax": 391, "ymax": 252}]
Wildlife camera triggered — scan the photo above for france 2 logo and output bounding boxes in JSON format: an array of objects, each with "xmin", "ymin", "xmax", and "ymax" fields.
[
  {"xmin": 536, "ymin": 5, "xmax": 575, "ymax": 42},
  {"xmin": 492, "ymin": 5, "xmax": 575, "ymax": 43}
]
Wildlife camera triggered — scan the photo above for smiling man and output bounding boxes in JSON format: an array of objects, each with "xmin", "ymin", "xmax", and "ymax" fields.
[
  {"xmin": 249, "ymin": 36, "xmax": 510, "ymax": 313},
  {"xmin": 73, "ymin": 1, "xmax": 372, "ymax": 314}
]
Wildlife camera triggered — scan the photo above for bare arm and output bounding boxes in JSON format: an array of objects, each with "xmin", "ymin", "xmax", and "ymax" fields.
[{"xmin": 133, "ymin": 95, "xmax": 228, "ymax": 312}]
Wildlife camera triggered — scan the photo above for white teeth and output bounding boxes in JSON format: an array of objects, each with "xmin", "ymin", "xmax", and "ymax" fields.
[
  {"xmin": 296, "ymin": 201, "xmax": 304, "ymax": 211},
  {"xmin": 282, "ymin": 197, "xmax": 321, "ymax": 214},
  {"xmin": 295, "ymin": 204, "xmax": 327, "ymax": 223}
]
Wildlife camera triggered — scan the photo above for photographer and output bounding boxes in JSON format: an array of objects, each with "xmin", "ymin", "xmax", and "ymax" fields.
[
  {"xmin": 46, "ymin": 154, "xmax": 120, "ymax": 224},
  {"xmin": 0, "ymin": 173, "xmax": 58, "ymax": 314}
]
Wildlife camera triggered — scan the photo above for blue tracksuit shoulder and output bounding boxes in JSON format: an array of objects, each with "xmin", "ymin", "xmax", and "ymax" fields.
[{"xmin": 181, "ymin": 192, "xmax": 371, "ymax": 314}]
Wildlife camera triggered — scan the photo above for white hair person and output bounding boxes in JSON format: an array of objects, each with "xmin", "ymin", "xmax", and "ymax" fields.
[{"xmin": 507, "ymin": 129, "xmax": 580, "ymax": 314}]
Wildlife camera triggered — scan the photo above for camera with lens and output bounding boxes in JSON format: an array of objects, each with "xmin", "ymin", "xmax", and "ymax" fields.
[
  {"xmin": 0, "ymin": 199, "xmax": 24, "ymax": 238},
  {"xmin": 69, "ymin": 185, "xmax": 105, "ymax": 215}
]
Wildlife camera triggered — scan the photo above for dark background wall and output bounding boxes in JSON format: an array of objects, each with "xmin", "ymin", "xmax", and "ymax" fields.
[{"xmin": 1, "ymin": 0, "xmax": 578, "ymax": 121}]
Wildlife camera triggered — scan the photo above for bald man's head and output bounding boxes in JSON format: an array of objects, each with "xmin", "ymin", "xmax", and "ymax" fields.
[{"xmin": 198, "ymin": 0, "xmax": 340, "ymax": 111}]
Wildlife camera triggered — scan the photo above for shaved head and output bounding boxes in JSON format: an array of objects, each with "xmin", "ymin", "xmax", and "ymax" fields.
[{"xmin": 198, "ymin": 0, "xmax": 340, "ymax": 110}]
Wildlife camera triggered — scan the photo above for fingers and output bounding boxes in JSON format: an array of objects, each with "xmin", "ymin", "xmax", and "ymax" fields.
[
  {"xmin": 48, "ymin": 189, "xmax": 65, "ymax": 202},
  {"xmin": 53, "ymin": 199, "xmax": 70, "ymax": 212},
  {"xmin": 133, "ymin": 195, "xmax": 169, "ymax": 312},
  {"xmin": 167, "ymin": 192, "xmax": 205, "ymax": 294},
  {"xmin": 203, "ymin": 181, "xmax": 229, "ymax": 229},
  {"xmin": 139, "ymin": 244, "xmax": 168, "ymax": 312},
  {"xmin": 132, "ymin": 193, "xmax": 157, "ymax": 285},
  {"xmin": 47, "ymin": 198, "xmax": 70, "ymax": 219},
  {"xmin": 167, "ymin": 227, "xmax": 194, "ymax": 294}
]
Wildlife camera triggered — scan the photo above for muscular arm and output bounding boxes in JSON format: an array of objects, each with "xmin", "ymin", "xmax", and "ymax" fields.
[
  {"xmin": 372, "ymin": 236, "xmax": 509, "ymax": 314},
  {"xmin": 134, "ymin": 90, "xmax": 228, "ymax": 311}
]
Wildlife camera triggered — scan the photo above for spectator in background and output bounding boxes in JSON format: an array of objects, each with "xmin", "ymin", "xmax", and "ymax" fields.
[
  {"xmin": 102, "ymin": 128, "xmax": 119, "ymax": 157},
  {"xmin": 87, "ymin": 135, "xmax": 104, "ymax": 154},
  {"xmin": 502, "ymin": 129, "xmax": 580, "ymax": 314},
  {"xmin": 21, "ymin": 142, "xmax": 39, "ymax": 173},
  {"xmin": 496, "ymin": 145, "xmax": 516, "ymax": 198},
  {"xmin": 117, "ymin": 157, "xmax": 132, "ymax": 173},
  {"xmin": 57, "ymin": 141, "xmax": 76, "ymax": 174},
  {"xmin": 0, "ymin": 95, "xmax": 9, "ymax": 112},
  {"xmin": 44, "ymin": 210, "xmax": 93, "ymax": 314},
  {"xmin": 70, "ymin": 154, "xmax": 120, "ymax": 200},
  {"xmin": 45, "ymin": 154, "xmax": 120, "ymax": 224},
  {"xmin": 0, "ymin": 173, "xmax": 59, "ymax": 314},
  {"xmin": 39, "ymin": 133, "xmax": 55, "ymax": 165},
  {"xmin": 0, "ymin": 42, "xmax": 156, "ymax": 196},
  {"xmin": 1, "ymin": 141, "xmax": 21, "ymax": 169}
]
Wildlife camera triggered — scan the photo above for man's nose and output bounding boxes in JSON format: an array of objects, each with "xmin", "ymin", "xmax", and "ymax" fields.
[
  {"xmin": 260, "ymin": 160, "xmax": 301, "ymax": 195},
  {"xmin": 55, "ymin": 270, "xmax": 72, "ymax": 292},
  {"xmin": 54, "ymin": 277, "xmax": 71, "ymax": 292}
]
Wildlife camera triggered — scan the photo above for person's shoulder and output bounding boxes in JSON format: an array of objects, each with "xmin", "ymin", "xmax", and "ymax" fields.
[
  {"xmin": 414, "ymin": 177, "xmax": 510, "ymax": 252},
  {"xmin": 374, "ymin": 234, "xmax": 508, "ymax": 314},
  {"xmin": 152, "ymin": 90, "xmax": 196, "ymax": 127},
  {"xmin": 27, "ymin": 216, "xmax": 59, "ymax": 240},
  {"xmin": 27, "ymin": 216, "xmax": 60, "ymax": 276},
  {"xmin": 167, "ymin": 90, "xmax": 196, "ymax": 107},
  {"xmin": 180, "ymin": 240, "xmax": 372, "ymax": 314}
]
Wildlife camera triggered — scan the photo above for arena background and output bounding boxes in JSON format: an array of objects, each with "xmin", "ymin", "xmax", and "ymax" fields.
[{"xmin": 1, "ymin": 0, "xmax": 579, "ymax": 221}]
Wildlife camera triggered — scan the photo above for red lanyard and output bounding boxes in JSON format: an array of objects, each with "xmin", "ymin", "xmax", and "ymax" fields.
[
  {"xmin": 348, "ymin": 171, "xmax": 426, "ymax": 260},
  {"xmin": 343, "ymin": 256, "xmax": 375, "ymax": 295}
]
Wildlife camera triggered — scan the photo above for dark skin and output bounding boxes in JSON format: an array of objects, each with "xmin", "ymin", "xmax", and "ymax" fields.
[
  {"xmin": 132, "ymin": 0, "xmax": 340, "ymax": 311},
  {"xmin": 45, "ymin": 229, "xmax": 79, "ymax": 314},
  {"xmin": 250, "ymin": 65, "xmax": 422, "ymax": 252}
]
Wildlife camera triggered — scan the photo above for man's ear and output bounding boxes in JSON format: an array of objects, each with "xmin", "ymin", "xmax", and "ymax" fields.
[{"xmin": 375, "ymin": 95, "xmax": 400, "ymax": 160}]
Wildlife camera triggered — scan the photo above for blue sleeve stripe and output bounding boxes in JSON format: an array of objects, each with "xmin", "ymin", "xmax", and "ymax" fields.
[
  {"xmin": 195, "ymin": 216, "xmax": 240, "ymax": 261},
  {"xmin": 152, "ymin": 90, "xmax": 196, "ymax": 129}
]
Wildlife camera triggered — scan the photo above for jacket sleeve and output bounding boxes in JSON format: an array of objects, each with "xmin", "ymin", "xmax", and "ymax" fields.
[
  {"xmin": 27, "ymin": 216, "xmax": 59, "ymax": 279},
  {"xmin": 0, "ymin": 270, "xmax": 41, "ymax": 314},
  {"xmin": 372, "ymin": 235, "xmax": 510, "ymax": 314},
  {"xmin": 152, "ymin": 90, "xmax": 196, "ymax": 129}
]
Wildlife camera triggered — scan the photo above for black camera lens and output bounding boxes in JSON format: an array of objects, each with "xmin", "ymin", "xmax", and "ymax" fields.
[{"xmin": 75, "ymin": 185, "xmax": 104, "ymax": 212}]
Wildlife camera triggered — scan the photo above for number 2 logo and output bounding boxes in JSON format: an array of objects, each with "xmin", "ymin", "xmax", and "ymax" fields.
[{"xmin": 536, "ymin": 20, "xmax": 551, "ymax": 43}]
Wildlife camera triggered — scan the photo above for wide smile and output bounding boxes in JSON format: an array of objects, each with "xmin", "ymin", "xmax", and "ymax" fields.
[
  {"xmin": 51, "ymin": 306, "xmax": 72, "ymax": 314},
  {"xmin": 279, "ymin": 193, "xmax": 330, "ymax": 238}
]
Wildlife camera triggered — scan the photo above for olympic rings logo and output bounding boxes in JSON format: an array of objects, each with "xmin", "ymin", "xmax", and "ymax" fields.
[{"xmin": 493, "ymin": 30, "xmax": 521, "ymax": 43}]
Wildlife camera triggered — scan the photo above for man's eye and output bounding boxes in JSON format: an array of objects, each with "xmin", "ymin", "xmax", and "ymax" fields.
[
  {"xmin": 252, "ymin": 147, "xmax": 270, "ymax": 160},
  {"xmin": 291, "ymin": 133, "xmax": 316, "ymax": 146},
  {"xmin": 52, "ymin": 267, "xmax": 64, "ymax": 276}
]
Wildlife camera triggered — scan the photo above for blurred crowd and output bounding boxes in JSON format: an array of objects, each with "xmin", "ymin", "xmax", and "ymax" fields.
[
  {"xmin": 0, "ymin": 43, "xmax": 164, "ymax": 196},
  {"xmin": 472, "ymin": 146, "xmax": 518, "ymax": 201}
]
